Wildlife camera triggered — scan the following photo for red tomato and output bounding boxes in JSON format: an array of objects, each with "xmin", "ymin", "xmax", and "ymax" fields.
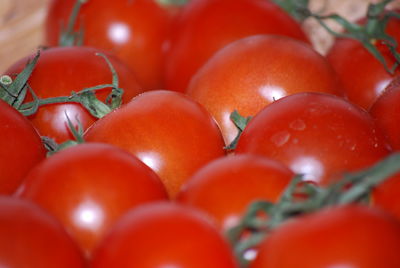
[
  {"xmin": 91, "ymin": 202, "xmax": 238, "ymax": 268},
  {"xmin": 372, "ymin": 172, "xmax": 400, "ymax": 223},
  {"xmin": 5, "ymin": 46, "xmax": 143, "ymax": 143},
  {"xmin": 17, "ymin": 143, "xmax": 168, "ymax": 257},
  {"xmin": 0, "ymin": 99, "xmax": 46, "ymax": 194},
  {"xmin": 187, "ymin": 35, "xmax": 342, "ymax": 145},
  {"xmin": 164, "ymin": 0, "xmax": 310, "ymax": 92},
  {"xmin": 0, "ymin": 196, "xmax": 85, "ymax": 267},
  {"xmin": 177, "ymin": 154, "xmax": 293, "ymax": 231},
  {"xmin": 250, "ymin": 205, "xmax": 400, "ymax": 268},
  {"xmin": 84, "ymin": 90, "xmax": 226, "ymax": 198},
  {"xmin": 369, "ymin": 76, "xmax": 400, "ymax": 150},
  {"xmin": 326, "ymin": 14, "xmax": 400, "ymax": 109},
  {"xmin": 235, "ymin": 92, "xmax": 391, "ymax": 185},
  {"xmin": 45, "ymin": 0, "xmax": 180, "ymax": 90}
]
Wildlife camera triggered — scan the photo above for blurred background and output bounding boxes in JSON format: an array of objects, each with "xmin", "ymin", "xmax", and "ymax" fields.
[{"xmin": 0, "ymin": 0, "xmax": 399, "ymax": 73}]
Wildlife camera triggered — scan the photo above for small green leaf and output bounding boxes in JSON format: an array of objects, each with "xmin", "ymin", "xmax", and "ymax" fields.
[
  {"xmin": 225, "ymin": 110, "xmax": 252, "ymax": 151},
  {"xmin": 0, "ymin": 51, "xmax": 40, "ymax": 107},
  {"xmin": 310, "ymin": 0, "xmax": 400, "ymax": 74},
  {"xmin": 59, "ymin": 0, "xmax": 88, "ymax": 46},
  {"xmin": 271, "ymin": 0, "xmax": 310, "ymax": 22}
]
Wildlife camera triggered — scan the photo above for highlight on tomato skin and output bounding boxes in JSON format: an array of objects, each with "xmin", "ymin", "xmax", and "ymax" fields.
[
  {"xmin": 369, "ymin": 76, "xmax": 400, "ymax": 151},
  {"xmin": 0, "ymin": 196, "xmax": 86, "ymax": 268},
  {"xmin": 16, "ymin": 143, "xmax": 169, "ymax": 258},
  {"xmin": 250, "ymin": 205, "xmax": 400, "ymax": 268},
  {"xmin": 177, "ymin": 154, "xmax": 293, "ymax": 231},
  {"xmin": 0, "ymin": 99, "xmax": 46, "ymax": 195},
  {"xmin": 91, "ymin": 202, "xmax": 239, "ymax": 268},
  {"xmin": 187, "ymin": 34, "xmax": 342, "ymax": 145},
  {"xmin": 84, "ymin": 90, "xmax": 226, "ymax": 199},
  {"xmin": 45, "ymin": 0, "xmax": 182, "ymax": 90},
  {"xmin": 235, "ymin": 92, "xmax": 392, "ymax": 186},
  {"xmin": 4, "ymin": 46, "xmax": 143, "ymax": 143},
  {"xmin": 164, "ymin": 0, "xmax": 310, "ymax": 93}
]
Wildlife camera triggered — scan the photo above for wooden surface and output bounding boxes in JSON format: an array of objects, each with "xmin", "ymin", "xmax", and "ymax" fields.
[
  {"xmin": 0, "ymin": 0, "xmax": 50, "ymax": 72},
  {"xmin": 0, "ymin": 0, "xmax": 399, "ymax": 73}
]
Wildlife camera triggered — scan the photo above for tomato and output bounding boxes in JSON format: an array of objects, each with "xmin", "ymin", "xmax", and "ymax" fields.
[
  {"xmin": 326, "ymin": 14, "xmax": 400, "ymax": 109},
  {"xmin": 17, "ymin": 143, "xmax": 168, "ymax": 257},
  {"xmin": 84, "ymin": 90, "xmax": 226, "ymax": 198},
  {"xmin": 5, "ymin": 46, "xmax": 143, "ymax": 143},
  {"xmin": 372, "ymin": 172, "xmax": 400, "ymax": 223},
  {"xmin": 187, "ymin": 34, "xmax": 342, "ymax": 145},
  {"xmin": 369, "ymin": 76, "xmax": 400, "ymax": 150},
  {"xmin": 235, "ymin": 92, "xmax": 391, "ymax": 185},
  {"xmin": 0, "ymin": 196, "xmax": 85, "ymax": 267},
  {"xmin": 0, "ymin": 99, "xmax": 46, "ymax": 194},
  {"xmin": 91, "ymin": 202, "xmax": 238, "ymax": 268},
  {"xmin": 250, "ymin": 205, "xmax": 400, "ymax": 268},
  {"xmin": 177, "ymin": 154, "xmax": 293, "ymax": 231},
  {"xmin": 164, "ymin": 0, "xmax": 310, "ymax": 92},
  {"xmin": 45, "ymin": 0, "xmax": 181, "ymax": 90}
]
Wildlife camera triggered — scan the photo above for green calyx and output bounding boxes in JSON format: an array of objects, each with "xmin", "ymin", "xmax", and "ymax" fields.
[
  {"xmin": 310, "ymin": 0, "xmax": 400, "ymax": 74},
  {"xmin": 59, "ymin": 0, "xmax": 89, "ymax": 46},
  {"xmin": 271, "ymin": 0, "xmax": 310, "ymax": 22},
  {"xmin": 42, "ymin": 113, "xmax": 86, "ymax": 156},
  {"xmin": 0, "ymin": 51, "xmax": 40, "ymax": 108},
  {"xmin": 155, "ymin": 0, "xmax": 188, "ymax": 7},
  {"xmin": 272, "ymin": 0, "xmax": 400, "ymax": 74},
  {"xmin": 224, "ymin": 110, "xmax": 252, "ymax": 151},
  {"xmin": 0, "ymin": 52, "xmax": 123, "ymax": 119},
  {"xmin": 228, "ymin": 152, "xmax": 400, "ymax": 267}
]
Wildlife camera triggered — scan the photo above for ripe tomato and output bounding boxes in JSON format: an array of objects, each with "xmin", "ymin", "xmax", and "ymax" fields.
[
  {"xmin": 91, "ymin": 202, "xmax": 238, "ymax": 268},
  {"xmin": 5, "ymin": 46, "xmax": 142, "ymax": 143},
  {"xmin": 84, "ymin": 90, "xmax": 226, "ymax": 198},
  {"xmin": 187, "ymin": 34, "xmax": 342, "ymax": 145},
  {"xmin": 235, "ymin": 92, "xmax": 391, "ymax": 185},
  {"xmin": 17, "ymin": 143, "xmax": 168, "ymax": 257},
  {"xmin": 250, "ymin": 205, "xmax": 400, "ymax": 268},
  {"xmin": 177, "ymin": 154, "xmax": 293, "ymax": 231},
  {"xmin": 164, "ymin": 0, "xmax": 310, "ymax": 92},
  {"xmin": 326, "ymin": 14, "xmax": 400, "ymax": 109},
  {"xmin": 372, "ymin": 171, "xmax": 400, "ymax": 223},
  {"xmin": 369, "ymin": 76, "xmax": 400, "ymax": 150},
  {"xmin": 0, "ymin": 196, "xmax": 85, "ymax": 267},
  {"xmin": 0, "ymin": 99, "xmax": 46, "ymax": 195},
  {"xmin": 45, "ymin": 0, "xmax": 181, "ymax": 90}
]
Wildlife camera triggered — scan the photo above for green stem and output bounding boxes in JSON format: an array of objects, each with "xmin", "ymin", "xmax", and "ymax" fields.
[
  {"xmin": 0, "ymin": 51, "xmax": 40, "ymax": 107},
  {"xmin": 59, "ymin": 0, "xmax": 88, "ymax": 46},
  {"xmin": 271, "ymin": 0, "xmax": 310, "ymax": 22},
  {"xmin": 230, "ymin": 152, "xmax": 400, "ymax": 267},
  {"xmin": 225, "ymin": 110, "xmax": 252, "ymax": 151},
  {"xmin": 310, "ymin": 0, "xmax": 400, "ymax": 74}
]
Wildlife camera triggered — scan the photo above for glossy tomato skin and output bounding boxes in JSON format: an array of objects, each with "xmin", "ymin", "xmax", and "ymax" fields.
[
  {"xmin": 235, "ymin": 92, "xmax": 391, "ymax": 185},
  {"xmin": 369, "ymin": 76, "xmax": 400, "ymax": 150},
  {"xmin": 5, "ymin": 46, "xmax": 142, "ymax": 143},
  {"xmin": 177, "ymin": 154, "xmax": 293, "ymax": 231},
  {"xmin": 91, "ymin": 202, "xmax": 238, "ymax": 268},
  {"xmin": 0, "ymin": 196, "xmax": 85, "ymax": 267},
  {"xmin": 0, "ymin": 99, "xmax": 46, "ymax": 195},
  {"xmin": 17, "ymin": 143, "xmax": 168, "ymax": 257},
  {"xmin": 187, "ymin": 35, "xmax": 342, "ymax": 145},
  {"xmin": 85, "ymin": 90, "xmax": 226, "ymax": 198},
  {"xmin": 164, "ymin": 0, "xmax": 310, "ymax": 92},
  {"xmin": 45, "ymin": 0, "xmax": 180, "ymax": 90},
  {"xmin": 250, "ymin": 205, "xmax": 400, "ymax": 268},
  {"xmin": 327, "ymin": 15, "xmax": 400, "ymax": 110}
]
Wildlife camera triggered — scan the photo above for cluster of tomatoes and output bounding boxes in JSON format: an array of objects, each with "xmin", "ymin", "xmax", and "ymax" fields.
[{"xmin": 2, "ymin": 0, "xmax": 400, "ymax": 267}]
